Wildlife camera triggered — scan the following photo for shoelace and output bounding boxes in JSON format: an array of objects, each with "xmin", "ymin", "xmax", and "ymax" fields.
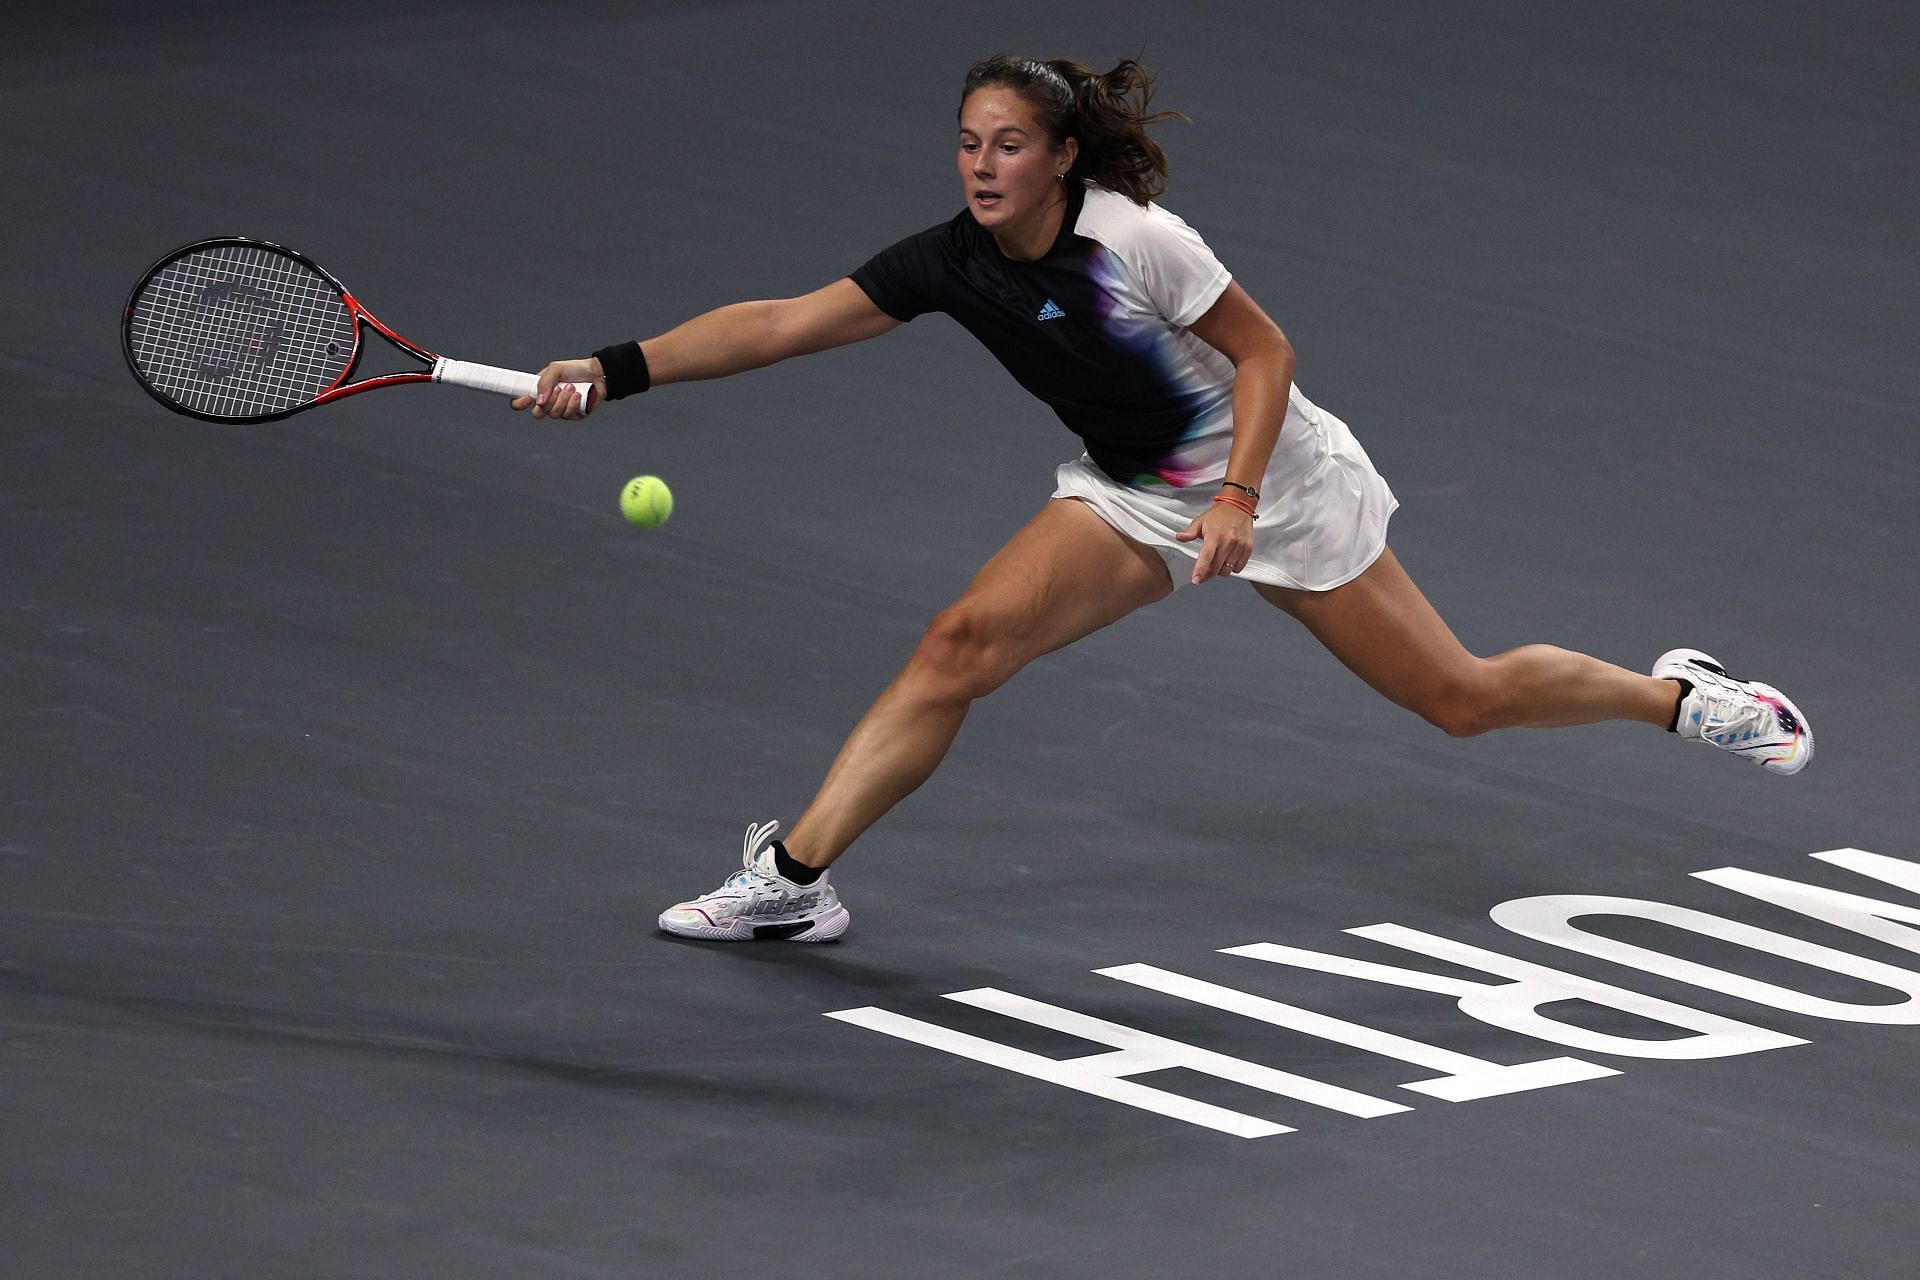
[
  {"xmin": 722, "ymin": 819, "xmax": 785, "ymax": 890},
  {"xmin": 1692, "ymin": 684, "xmax": 1775, "ymax": 744}
]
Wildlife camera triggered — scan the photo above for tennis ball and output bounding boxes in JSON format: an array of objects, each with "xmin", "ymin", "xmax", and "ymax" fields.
[{"xmin": 620, "ymin": 475, "xmax": 673, "ymax": 527}]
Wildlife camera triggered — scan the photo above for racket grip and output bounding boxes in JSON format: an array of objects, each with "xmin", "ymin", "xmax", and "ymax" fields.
[{"xmin": 432, "ymin": 357, "xmax": 596, "ymax": 410}]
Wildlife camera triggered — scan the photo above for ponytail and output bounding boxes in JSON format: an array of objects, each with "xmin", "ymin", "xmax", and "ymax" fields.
[{"xmin": 960, "ymin": 55, "xmax": 1186, "ymax": 204}]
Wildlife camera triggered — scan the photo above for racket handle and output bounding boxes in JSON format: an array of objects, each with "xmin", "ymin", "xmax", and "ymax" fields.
[{"xmin": 432, "ymin": 357, "xmax": 596, "ymax": 409}]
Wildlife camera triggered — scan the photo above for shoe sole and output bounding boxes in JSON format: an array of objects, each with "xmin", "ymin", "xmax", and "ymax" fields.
[
  {"xmin": 658, "ymin": 903, "xmax": 850, "ymax": 943},
  {"xmin": 1652, "ymin": 648, "xmax": 1813, "ymax": 775}
]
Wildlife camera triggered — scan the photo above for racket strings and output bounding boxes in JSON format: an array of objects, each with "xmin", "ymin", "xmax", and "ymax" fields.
[{"xmin": 127, "ymin": 243, "xmax": 357, "ymax": 419}]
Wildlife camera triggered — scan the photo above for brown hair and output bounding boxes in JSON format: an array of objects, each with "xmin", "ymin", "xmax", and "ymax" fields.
[{"xmin": 960, "ymin": 55, "xmax": 1185, "ymax": 204}]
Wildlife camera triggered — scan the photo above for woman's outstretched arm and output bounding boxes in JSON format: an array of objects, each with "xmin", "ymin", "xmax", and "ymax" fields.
[{"xmin": 513, "ymin": 278, "xmax": 900, "ymax": 419}]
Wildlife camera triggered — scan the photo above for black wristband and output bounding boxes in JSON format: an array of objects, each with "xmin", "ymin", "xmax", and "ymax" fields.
[
  {"xmin": 1219, "ymin": 480, "xmax": 1260, "ymax": 501},
  {"xmin": 592, "ymin": 341, "xmax": 651, "ymax": 400}
]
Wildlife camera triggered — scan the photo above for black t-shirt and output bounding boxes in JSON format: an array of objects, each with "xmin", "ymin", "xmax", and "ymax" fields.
[{"xmin": 850, "ymin": 182, "xmax": 1239, "ymax": 488}]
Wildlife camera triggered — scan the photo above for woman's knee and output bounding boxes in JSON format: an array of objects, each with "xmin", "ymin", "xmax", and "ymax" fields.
[
  {"xmin": 906, "ymin": 604, "xmax": 1019, "ymax": 702},
  {"xmin": 1416, "ymin": 659, "xmax": 1507, "ymax": 738}
]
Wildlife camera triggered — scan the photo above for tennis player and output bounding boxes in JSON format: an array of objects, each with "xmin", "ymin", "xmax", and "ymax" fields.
[{"xmin": 513, "ymin": 55, "xmax": 1812, "ymax": 943}]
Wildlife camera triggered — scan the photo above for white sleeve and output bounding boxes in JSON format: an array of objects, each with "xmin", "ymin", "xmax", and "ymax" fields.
[
  {"xmin": 1140, "ymin": 208, "xmax": 1232, "ymax": 326},
  {"xmin": 1090, "ymin": 192, "xmax": 1233, "ymax": 326}
]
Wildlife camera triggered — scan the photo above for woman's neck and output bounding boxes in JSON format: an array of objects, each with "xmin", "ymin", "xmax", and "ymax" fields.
[{"xmin": 991, "ymin": 188, "xmax": 1071, "ymax": 262}]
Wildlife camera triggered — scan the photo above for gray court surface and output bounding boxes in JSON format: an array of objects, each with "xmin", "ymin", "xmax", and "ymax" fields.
[{"xmin": 6, "ymin": 1, "xmax": 1918, "ymax": 1276}]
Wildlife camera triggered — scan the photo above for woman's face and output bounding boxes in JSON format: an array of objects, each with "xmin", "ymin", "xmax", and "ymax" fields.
[{"xmin": 957, "ymin": 86, "xmax": 1074, "ymax": 239}]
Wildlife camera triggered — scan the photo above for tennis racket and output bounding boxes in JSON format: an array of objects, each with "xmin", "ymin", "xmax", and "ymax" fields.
[{"xmin": 122, "ymin": 237, "xmax": 595, "ymax": 424}]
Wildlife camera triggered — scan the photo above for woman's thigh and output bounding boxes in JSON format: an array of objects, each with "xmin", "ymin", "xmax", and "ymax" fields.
[
  {"xmin": 1251, "ymin": 545, "xmax": 1482, "ymax": 716},
  {"xmin": 937, "ymin": 497, "xmax": 1174, "ymax": 671}
]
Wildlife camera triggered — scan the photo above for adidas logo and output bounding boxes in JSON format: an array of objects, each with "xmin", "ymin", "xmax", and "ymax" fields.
[{"xmin": 1036, "ymin": 299, "xmax": 1066, "ymax": 321}]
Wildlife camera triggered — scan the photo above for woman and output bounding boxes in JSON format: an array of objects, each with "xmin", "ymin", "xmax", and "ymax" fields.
[{"xmin": 512, "ymin": 56, "xmax": 1811, "ymax": 943}]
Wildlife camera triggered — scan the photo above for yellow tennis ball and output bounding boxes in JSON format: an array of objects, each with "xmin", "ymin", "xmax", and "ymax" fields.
[{"xmin": 620, "ymin": 475, "xmax": 673, "ymax": 527}]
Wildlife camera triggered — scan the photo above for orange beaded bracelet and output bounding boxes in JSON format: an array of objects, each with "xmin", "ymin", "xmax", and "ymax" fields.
[{"xmin": 1212, "ymin": 493, "xmax": 1257, "ymax": 518}]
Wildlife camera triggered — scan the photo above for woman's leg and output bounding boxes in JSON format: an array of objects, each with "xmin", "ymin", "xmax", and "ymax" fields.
[
  {"xmin": 782, "ymin": 499, "xmax": 1173, "ymax": 868},
  {"xmin": 1254, "ymin": 545, "xmax": 1681, "ymax": 737}
]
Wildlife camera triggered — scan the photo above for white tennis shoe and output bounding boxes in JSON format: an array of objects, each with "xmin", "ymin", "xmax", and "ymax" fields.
[
  {"xmin": 1655, "ymin": 648, "xmax": 1812, "ymax": 775},
  {"xmin": 658, "ymin": 820, "xmax": 850, "ymax": 942}
]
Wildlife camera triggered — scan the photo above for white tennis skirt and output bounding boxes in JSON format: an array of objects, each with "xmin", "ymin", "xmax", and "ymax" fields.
[{"xmin": 1051, "ymin": 405, "xmax": 1398, "ymax": 593}]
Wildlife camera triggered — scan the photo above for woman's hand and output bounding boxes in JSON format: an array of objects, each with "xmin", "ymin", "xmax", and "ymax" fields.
[
  {"xmin": 508, "ymin": 357, "xmax": 607, "ymax": 420},
  {"xmin": 1175, "ymin": 501, "xmax": 1255, "ymax": 585}
]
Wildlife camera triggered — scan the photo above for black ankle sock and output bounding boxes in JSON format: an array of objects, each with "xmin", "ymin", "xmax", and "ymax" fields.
[
  {"xmin": 771, "ymin": 839, "xmax": 824, "ymax": 885},
  {"xmin": 1667, "ymin": 678, "xmax": 1694, "ymax": 733}
]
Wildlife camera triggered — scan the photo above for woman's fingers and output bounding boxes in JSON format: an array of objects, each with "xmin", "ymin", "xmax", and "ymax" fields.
[
  {"xmin": 1191, "ymin": 512, "xmax": 1253, "ymax": 585},
  {"xmin": 517, "ymin": 361, "xmax": 599, "ymax": 419},
  {"xmin": 1194, "ymin": 538, "xmax": 1234, "ymax": 584},
  {"xmin": 525, "ymin": 363, "xmax": 561, "ymax": 418}
]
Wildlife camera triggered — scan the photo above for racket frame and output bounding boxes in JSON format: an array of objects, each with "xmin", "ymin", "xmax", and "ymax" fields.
[{"xmin": 122, "ymin": 236, "xmax": 568, "ymax": 424}]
